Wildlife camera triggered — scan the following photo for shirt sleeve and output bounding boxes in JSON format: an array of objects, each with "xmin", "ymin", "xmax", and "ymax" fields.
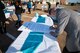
[{"xmin": 54, "ymin": 9, "xmax": 70, "ymax": 37}]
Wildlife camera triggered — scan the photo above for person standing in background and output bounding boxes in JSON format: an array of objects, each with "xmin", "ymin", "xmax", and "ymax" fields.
[
  {"xmin": 42, "ymin": 1, "xmax": 46, "ymax": 11},
  {"xmin": 14, "ymin": 1, "xmax": 22, "ymax": 27},
  {"xmin": 33, "ymin": 1, "xmax": 37, "ymax": 11},
  {"xmin": 7, "ymin": 0, "xmax": 11, "ymax": 6},
  {"xmin": 27, "ymin": 0, "xmax": 32, "ymax": 14},
  {"xmin": 56, "ymin": 2, "xmax": 64, "ymax": 9},
  {"xmin": 0, "ymin": 0, "xmax": 6, "ymax": 34},
  {"xmin": 46, "ymin": 2, "xmax": 51, "ymax": 13}
]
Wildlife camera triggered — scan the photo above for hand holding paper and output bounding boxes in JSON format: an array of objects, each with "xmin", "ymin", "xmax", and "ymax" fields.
[{"xmin": 49, "ymin": 26, "xmax": 55, "ymax": 30}]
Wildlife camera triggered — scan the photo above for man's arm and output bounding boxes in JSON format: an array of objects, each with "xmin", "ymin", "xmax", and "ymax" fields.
[{"xmin": 50, "ymin": 9, "xmax": 70, "ymax": 37}]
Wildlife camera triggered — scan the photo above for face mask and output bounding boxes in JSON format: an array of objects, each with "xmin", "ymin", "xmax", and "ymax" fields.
[{"xmin": 51, "ymin": 16, "xmax": 56, "ymax": 20}]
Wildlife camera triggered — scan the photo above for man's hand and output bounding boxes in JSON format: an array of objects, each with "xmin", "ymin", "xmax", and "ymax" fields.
[
  {"xmin": 49, "ymin": 26, "xmax": 55, "ymax": 30},
  {"xmin": 50, "ymin": 31, "xmax": 55, "ymax": 35}
]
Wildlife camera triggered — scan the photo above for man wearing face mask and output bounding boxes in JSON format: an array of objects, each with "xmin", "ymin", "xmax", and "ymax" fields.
[
  {"xmin": 49, "ymin": 7, "xmax": 80, "ymax": 53},
  {"xmin": 48, "ymin": 8, "xmax": 57, "ymax": 23}
]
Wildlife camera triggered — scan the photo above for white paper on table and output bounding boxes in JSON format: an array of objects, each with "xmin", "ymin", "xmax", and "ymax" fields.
[
  {"xmin": 18, "ymin": 22, "xmax": 31, "ymax": 31},
  {"xmin": 28, "ymin": 22, "xmax": 55, "ymax": 33},
  {"xmin": 18, "ymin": 22, "xmax": 55, "ymax": 33},
  {"xmin": 18, "ymin": 25, "xmax": 27, "ymax": 31},
  {"xmin": 18, "ymin": 14, "xmax": 54, "ymax": 31}
]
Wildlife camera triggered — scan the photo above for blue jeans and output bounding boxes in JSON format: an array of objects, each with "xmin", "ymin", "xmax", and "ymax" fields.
[{"xmin": 16, "ymin": 14, "xmax": 21, "ymax": 22}]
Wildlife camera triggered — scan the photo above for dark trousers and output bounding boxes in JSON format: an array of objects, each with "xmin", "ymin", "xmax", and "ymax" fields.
[
  {"xmin": 15, "ymin": 20, "xmax": 21, "ymax": 27},
  {"xmin": 15, "ymin": 14, "xmax": 22, "ymax": 27},
  {"xmin": 62, "ymin": 47, "xmax": 80, "ymax": 53},
  {"xmin": 0, "ymin": 21, "xmax": 6, "ymax": 33},
  {"xmin": 28, "ymin": 8, "xmax": 31, "ymax": 14}
]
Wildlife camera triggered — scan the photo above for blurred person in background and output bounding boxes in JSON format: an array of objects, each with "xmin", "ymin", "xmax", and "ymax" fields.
[
  {"xmin": 0, "ymin": 0, "xmax": 6, "ymax": 34},
  {"xmin": 6, "ymin": 0, "xmax": 11, "ymax": 6},
  {"xmin": 56, "ymin": 2, "xmax": 64, "ymax": 9},
  {"xmin": 27, "ymin": 0, "xmax": 32, "ymax": 14},
  {"xmin": 42, "ymin": 1, "xmax": 47, "ymax": 11},
  {"xmin": 46, "ymin": 2, "xmax": 51, "ymax": 13},
  {"xmin": 14, "ymin": 1, "xmax": 23, "ymax": 27},
  {"xmin": 32, "ymin": 1, "xmax": 37, "ymax": 11}
]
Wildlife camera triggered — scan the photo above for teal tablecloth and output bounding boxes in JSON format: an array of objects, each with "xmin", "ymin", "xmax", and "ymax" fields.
[
  {"xmin": 36, "ymin": 16, "xmax": 45, "ymax": 23},
  {"xmin": 20, "ymin": 32, "xmax": 44, "ymax": 53},
  {"xmin": 20, "ymin": 15, "xmax": 45, "ymax": 53}
]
